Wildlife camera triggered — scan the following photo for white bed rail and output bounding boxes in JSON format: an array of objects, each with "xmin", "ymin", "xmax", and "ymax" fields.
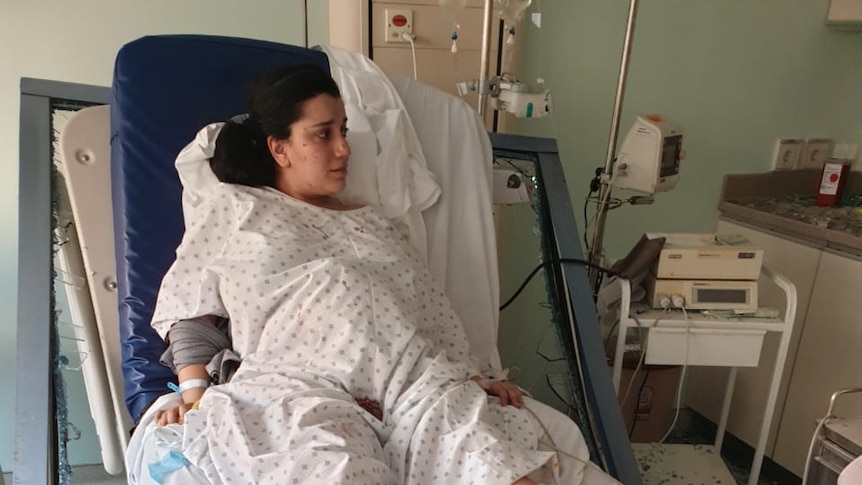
[{"xmin": 58, "ymin": 105, "xmax": 131, "ymax": 474}]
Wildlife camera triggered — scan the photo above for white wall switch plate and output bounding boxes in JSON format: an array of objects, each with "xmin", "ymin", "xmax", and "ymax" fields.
[
  {"xmin": 833, "ymin": 143, "xmax": 859, "ymax": 161},
  {"xmin": 800, "ymin": 138, "xmax": 834, "ymax": 169},
  {"xmin": 384, "ymin": 8, "xmax": 413, "ymax": 43},
  {"xmin": 772, "ymin": 139, "xmax": 804, "ymax": 171}
]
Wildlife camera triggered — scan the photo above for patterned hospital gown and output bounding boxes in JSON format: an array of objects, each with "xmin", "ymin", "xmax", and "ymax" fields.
[{"xmin": 151, "ymin": 183, "xmax": 555, "ymax": 484}]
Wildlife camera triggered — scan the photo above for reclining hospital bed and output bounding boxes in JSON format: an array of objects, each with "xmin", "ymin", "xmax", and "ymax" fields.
[{"xmin": 28, "ymin": 35, "xmax": 641, "ymax": 484}]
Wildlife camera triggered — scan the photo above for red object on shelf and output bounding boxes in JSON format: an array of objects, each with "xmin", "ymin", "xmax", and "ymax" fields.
[{"xmin": 815, "ymin": 160, "xmax": 852, "ymax": 207}]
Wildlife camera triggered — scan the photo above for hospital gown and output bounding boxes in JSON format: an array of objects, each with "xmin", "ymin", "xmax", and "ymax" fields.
[{"xmin": 151, "ymin": 183, "xmax": 556, "ymax": 484}]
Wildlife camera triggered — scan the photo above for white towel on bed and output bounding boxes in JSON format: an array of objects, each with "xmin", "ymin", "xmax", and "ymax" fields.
[{"xmin": 319, "ymin": 44, "xmax": 440, "ymax": 264}]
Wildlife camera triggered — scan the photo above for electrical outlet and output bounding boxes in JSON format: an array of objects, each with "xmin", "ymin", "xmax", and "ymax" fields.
[
  {"xmin": 800, "ymin": 138, "xmax": 834, "ymax": 169},
  {"xmin": 772, "ymin": 139, "xmax": 804, "ymax": 171},
  {"xmin": 384, "ymin": 9, "xmax": 413, "ymax": 43}
]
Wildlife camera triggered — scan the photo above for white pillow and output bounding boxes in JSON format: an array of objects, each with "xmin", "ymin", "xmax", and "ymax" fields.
[
  {"xmin": 174, "ymin": 122, "xmax": 224, "ymax": 226},
  {"xmin": 173, "ymin": 113, "xmax": 384, "ymax": 224},
  {"xmin": 334, "ymin": 103, "xmax": 381, "ymax": 208}
]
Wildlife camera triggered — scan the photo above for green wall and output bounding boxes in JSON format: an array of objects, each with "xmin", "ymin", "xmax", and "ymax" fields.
[{"xmin": 512, "ymin": 0, "xmax": 861, "ymax": 260}]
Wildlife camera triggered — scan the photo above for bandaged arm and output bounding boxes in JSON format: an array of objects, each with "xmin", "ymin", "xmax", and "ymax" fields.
[{"xmin": 160, "ymin": 316, "xmax": 230, "ymax": 404}]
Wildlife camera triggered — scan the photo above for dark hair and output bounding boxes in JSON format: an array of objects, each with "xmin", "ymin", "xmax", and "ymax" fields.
[{"xmin": 210, "ymin": 64, "xmax": 341, "ymax": 188}]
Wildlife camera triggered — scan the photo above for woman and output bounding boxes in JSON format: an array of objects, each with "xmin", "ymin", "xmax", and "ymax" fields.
[{"xmin": 150, "ymin": 64, "xmax": 553, "ymax": 485}]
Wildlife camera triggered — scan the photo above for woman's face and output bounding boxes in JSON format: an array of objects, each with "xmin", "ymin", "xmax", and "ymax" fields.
[{"xmin": 268, "ymin": 94, "xmax": 350, "ymax": 203}]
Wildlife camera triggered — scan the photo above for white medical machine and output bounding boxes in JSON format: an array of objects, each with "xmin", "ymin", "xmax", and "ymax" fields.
[
  {"xmin": 645, "ymin": 278, "xmax": 759, "ymax": 312},
  {"xmin": 457, "ymin": 77, "xmax": 552, "ymax": 119},
  {"xmin": 587, "ymin": 115, "xmax": 685, "ymax": 288},
  {"xmin": 452, "ymin": 0, "xmax": 550, "ymax": 119},
  {"xmin": 490, "ymin": 79, "xmax": 552, "ymax": 119},
  {"xmin": 644, "ymin": 233, "xmax": 764, "ymax": 311},
  {"xmin": 651, "ymin": 233, "xmax": 764, "ymax": 281},
  {"xmin": 613, "ymin": 115, "xmax": 684, "ymax": 195}
]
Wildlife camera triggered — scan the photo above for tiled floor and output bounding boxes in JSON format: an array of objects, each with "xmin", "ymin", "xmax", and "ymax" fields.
[
  {"xmin": 3, "ymin": 465, "xmax": 125, "ymax": 485},
  {"xmin": 660, "ymin": 408, "xmax": 801, "ymax": 485},
  {"xmin": 634, "ymin": 443, "xmax": 738, "ymax": 484}
]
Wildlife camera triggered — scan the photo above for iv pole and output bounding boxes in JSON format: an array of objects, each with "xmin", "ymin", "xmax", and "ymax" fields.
[
  {"xmin": 478, "ymin": 0, "xmax": 495, "ymax": 118},
  {"xmin": 587, "ymin": 0, "xmax": 641, "ymax": 291}
]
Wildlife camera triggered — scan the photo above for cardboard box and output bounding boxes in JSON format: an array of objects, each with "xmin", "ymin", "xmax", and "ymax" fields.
[{"xmin": 612, "ymin": 364, "xmax": 682, "ymax": 443}]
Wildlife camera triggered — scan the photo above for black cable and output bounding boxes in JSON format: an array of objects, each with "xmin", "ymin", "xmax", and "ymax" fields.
[
  {"xmin": 583, "ymin": 195, "xmax": 590, "ymax": 254},
  {"xmin": 500, "ymin": 258, "xmax": 616, "ymax": 311},
  {"xmin": 603, "ymin": 319, "xmax": 620, "ymax": 358},
  {"xmin": 583, "ymin": 167, "xmax": 603, "ymax": 254},
  {"xmin": 629, "ymin": 367, "xmax": 651, "ymax": 439}
]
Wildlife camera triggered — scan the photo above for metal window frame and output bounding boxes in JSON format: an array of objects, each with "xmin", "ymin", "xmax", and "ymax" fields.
[
  {"xmin": 16, "ymin": 78, "xmax": 110, "ymax": 485},
  {"xmin": 490, "ymin": 132, "xmax": 642, "ymax": 485}
]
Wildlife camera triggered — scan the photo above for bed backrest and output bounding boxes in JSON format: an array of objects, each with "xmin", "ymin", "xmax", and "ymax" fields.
[
  {"xmin": 113, "ymin": 35, "xmax": 502, "ymax": 424},
  {"xmin": 111, "ymin": 35, "xmax": 330, "ymax": 422}
]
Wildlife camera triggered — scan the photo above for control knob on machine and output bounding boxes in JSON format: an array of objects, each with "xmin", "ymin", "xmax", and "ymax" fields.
[{"xmin": 657, "ymin": 294, "xmax": 671, "ymax": 309}]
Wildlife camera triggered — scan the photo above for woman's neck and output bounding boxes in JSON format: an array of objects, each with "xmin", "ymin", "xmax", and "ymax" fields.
[
  {"xmin": 286, "ymin": 191, "xmax": 362, "ymax": 211},
  {"xmin": 303, "ymin": 194, "xmax": 348, "ymax": 210}
]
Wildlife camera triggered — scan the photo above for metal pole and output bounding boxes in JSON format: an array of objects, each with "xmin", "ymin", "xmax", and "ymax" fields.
[
  {"xmin": 587, "ymin": 0, "xmax": 640, "ymax": 290},
  {"xmin": 302, "ymin": 0, "xmax": 309, "ymax": 48},
  {"xmin": 478, "ymin": 0, "xmax": 494, "ymax": 117}
]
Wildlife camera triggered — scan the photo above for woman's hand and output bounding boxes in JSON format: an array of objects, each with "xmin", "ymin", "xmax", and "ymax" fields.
[
  {"xmin": 156, "ymin": 365, "xmax": 209, "ymax": 426},
  {"xmin": 482, "ymin": 380, "xmax": 524, "ymax": 408},
  {"xmin": 155, "ymin": 401, "xmax": 198, "ymax": 427}
]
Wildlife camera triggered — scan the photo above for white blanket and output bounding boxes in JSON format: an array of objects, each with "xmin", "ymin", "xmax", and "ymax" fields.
[{"xmin": 147, "ymin": 183, "xmax": 557, "ymax": 484}]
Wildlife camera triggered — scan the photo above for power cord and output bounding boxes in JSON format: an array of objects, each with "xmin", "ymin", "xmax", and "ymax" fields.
[
  {"xmin": 625, "ymin": 315, "xmax": 670, "ymax": 440},
  {"xmin": 660, "ymin": 298, "xmax": 690, "ymax": 444},
  {"xmin": 620, "ymin": 316, "xmax": 655, "ymax": 411},
  {"xmin": 500, "ymin": 258, "xmax": 616, "ymax": 311},
  {"xmin": 521, "ymin": 403, "xmax": 613, "ymax": 485},
  {"xmin": 401, "ymin": 32, "xmax": 418, "ymax": 80}
]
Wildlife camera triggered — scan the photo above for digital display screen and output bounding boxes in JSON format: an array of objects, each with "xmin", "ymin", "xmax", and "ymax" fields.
[
  {"xmin": 696, "ymin": 289, "xmax": 747, "ymax": 304},
  {"xmin": 660, "ymin": 135, "xmax": 682, "ymax": 177}
]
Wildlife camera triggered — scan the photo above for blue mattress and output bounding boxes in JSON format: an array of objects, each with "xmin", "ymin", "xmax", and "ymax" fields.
[{"xmin": 111, "ymin": 35, "xmax": 329, "ymax": 422}]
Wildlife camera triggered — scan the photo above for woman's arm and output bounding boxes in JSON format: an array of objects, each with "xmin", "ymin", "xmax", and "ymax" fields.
[
  {"xmin": 155, "ymin": 315, "xmax": 224, "ymax": 426},
  {"xmin": 155, "ymin": 363, "xmax": 210, "ymax": 427},
  {"xmin": 177, "ymin": 364, "xmax": 209, "ymax": 405}
]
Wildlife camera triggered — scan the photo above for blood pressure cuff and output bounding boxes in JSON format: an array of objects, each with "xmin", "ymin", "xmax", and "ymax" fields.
[
  {"xmin": 610, "ymin": 234, "xmax": 666, "ymax": 280},
  {"xmin": 112, "ymin": 35, "xmax": 329, "ymax": 422}
]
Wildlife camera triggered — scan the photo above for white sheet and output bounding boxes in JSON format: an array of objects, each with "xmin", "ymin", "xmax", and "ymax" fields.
[
  {"xmin": 320, "ymin": 44, "xmax": 441, "ymax": 264},
  {"xmin": 388, "ymin": 76, "xmax": 502, "ymax": 374},
  {"xmin": 128, "ymin": 389, "xmax": 615, "ymax": 485},
  {"xmin": 148, "ymin": 183, "xmax": 556, "ymax": 484}
]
